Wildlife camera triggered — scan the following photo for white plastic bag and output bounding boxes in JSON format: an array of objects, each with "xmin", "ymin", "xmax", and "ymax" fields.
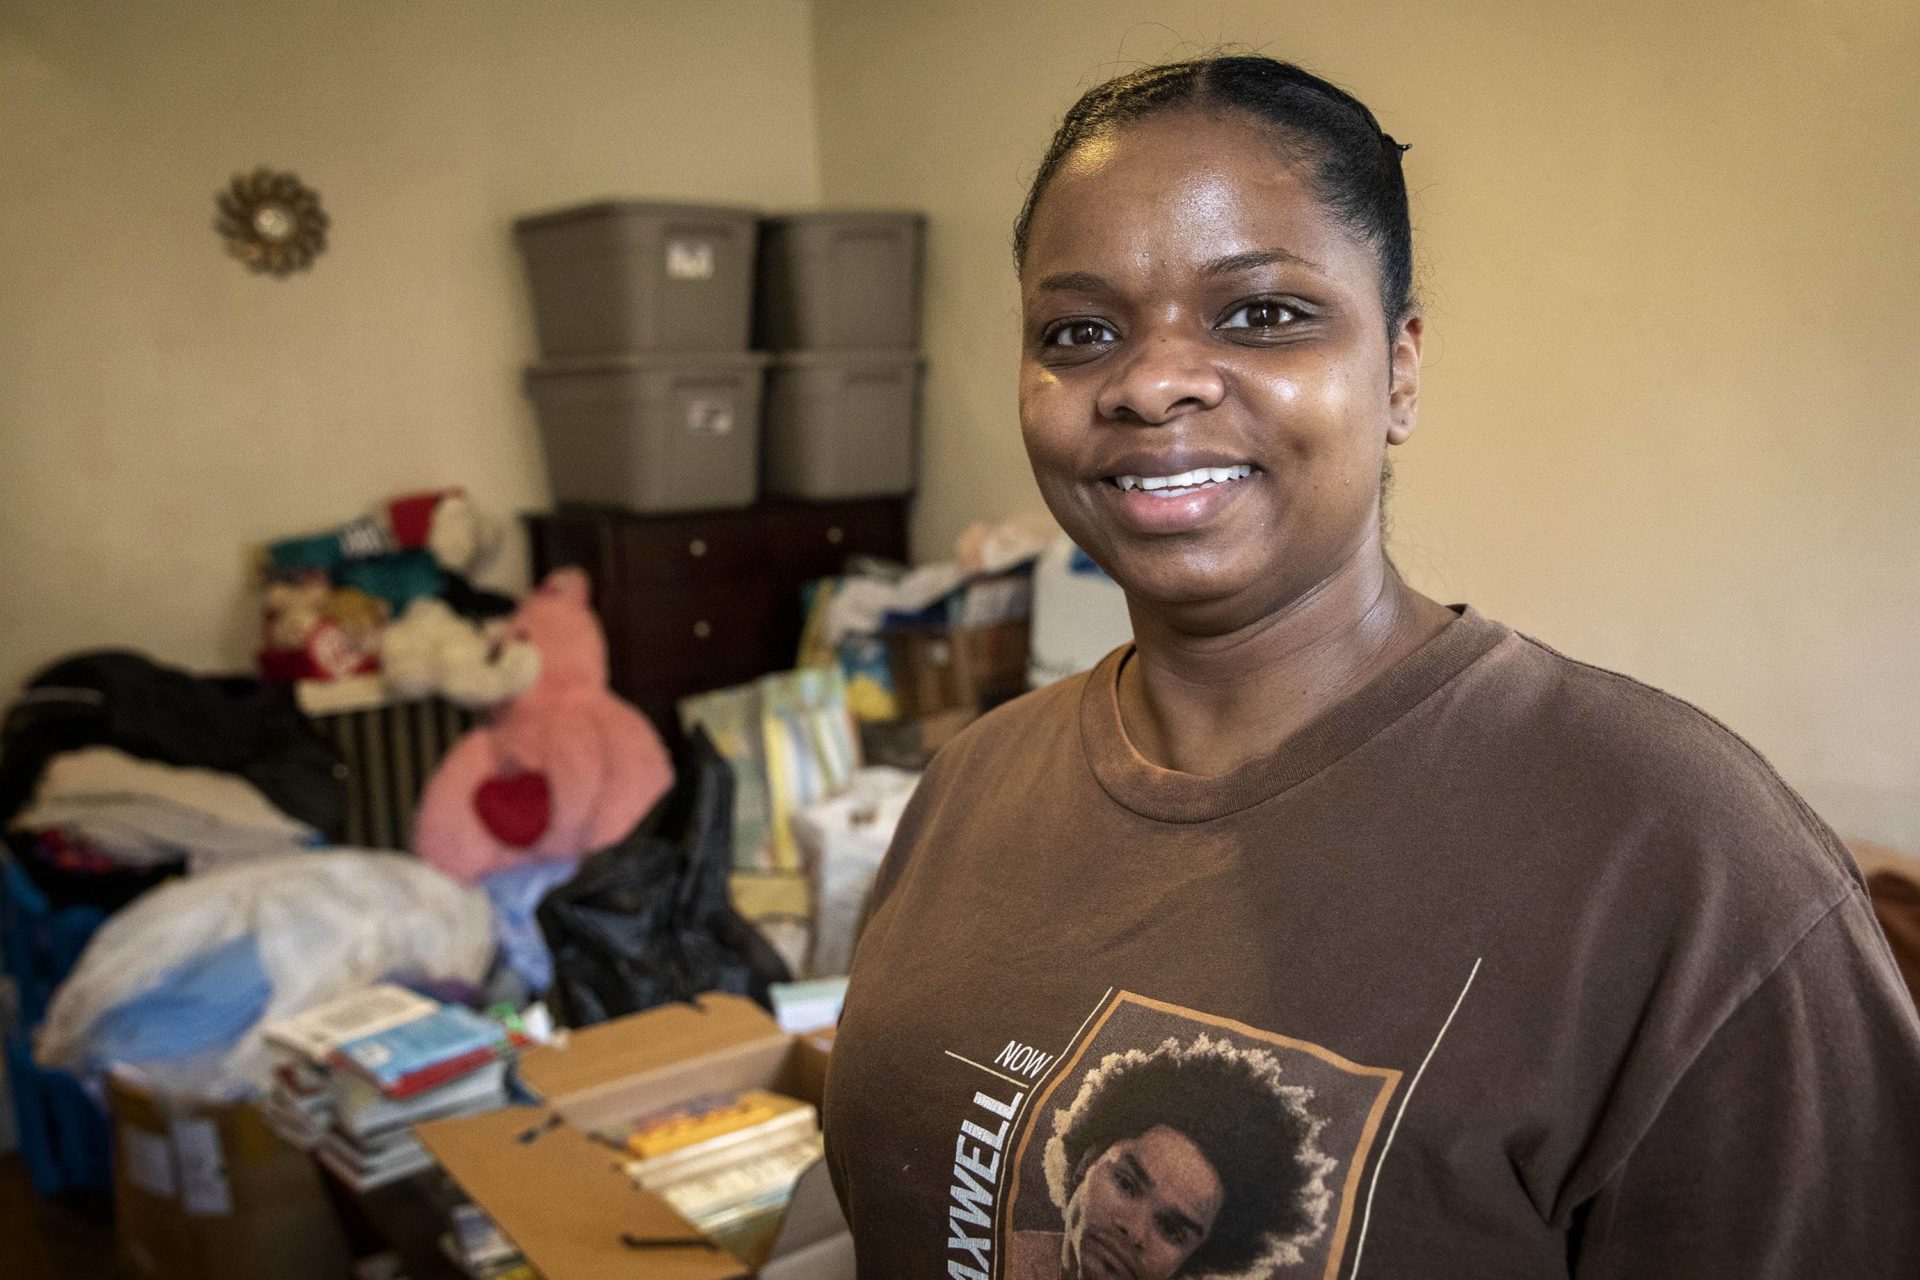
[
  {"xmin": 35, "ymin": 851, "xmax": 493, "ymax": 1098},
  {"xmin": 1028, "ymin": 534, "xmax": 1133, "ymax": 687},
  {"xmin": 791, "ymin": 767, "xmax": 919, "ymax": 978}
]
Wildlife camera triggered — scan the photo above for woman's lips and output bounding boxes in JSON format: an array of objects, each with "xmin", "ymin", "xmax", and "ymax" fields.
[{"xmin": 1097, "ymin": 468, "xmax": 1256, "ymax": 535}]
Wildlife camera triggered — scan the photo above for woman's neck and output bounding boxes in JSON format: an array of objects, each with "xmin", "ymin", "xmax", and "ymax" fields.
[{"xmin": 1117, "ymin": 547, "xmax": 1452, "ymax": 777}]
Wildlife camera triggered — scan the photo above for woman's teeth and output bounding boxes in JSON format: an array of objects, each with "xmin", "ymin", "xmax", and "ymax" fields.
[{"xmin": 1112, "ymin": 464, "xmax": 1253, "ymax": 496}]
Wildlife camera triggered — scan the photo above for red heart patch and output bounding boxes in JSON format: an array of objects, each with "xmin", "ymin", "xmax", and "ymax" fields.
[{"xmin": 473, "ymin": 771, "xmax": 551, "ymax": 848}]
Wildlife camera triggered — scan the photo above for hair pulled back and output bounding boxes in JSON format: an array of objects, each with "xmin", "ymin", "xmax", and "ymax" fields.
[{"xmin": 1013, "ymin": 56, "xmax": 1415, "ymax": 333}]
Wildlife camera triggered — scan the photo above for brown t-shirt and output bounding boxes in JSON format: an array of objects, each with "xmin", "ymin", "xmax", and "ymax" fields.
[{"xmin": 824, "ymin": 607, "xmax": 1920, "ymax": 1279}]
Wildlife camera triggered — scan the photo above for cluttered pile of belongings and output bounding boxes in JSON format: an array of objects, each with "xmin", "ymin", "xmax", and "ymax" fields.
[{"xmin": 0, "ymin": 634, "xmax": 781, "ymax": 1197}]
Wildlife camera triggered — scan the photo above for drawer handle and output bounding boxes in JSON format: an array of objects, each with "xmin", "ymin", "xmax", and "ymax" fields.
[
  {"xmin": 826, "ymin": 526, "xmax": 844, "ymax": 545},
  {"xmin": 692, "ymin": 620, "xmax": 712, "ymax": 640},
  {"xmin": 688, "ymin": 538, "xmax": 708, "ymax": 557}
]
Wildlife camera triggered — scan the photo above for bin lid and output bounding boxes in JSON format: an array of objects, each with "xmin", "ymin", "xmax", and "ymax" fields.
[
  {"xmin": 760, "ymin": 209, "xmax": 924, "ymax": 228},
  {"xmin": 514, "ymin": 200, "xmax": 761, "ymax": 233},
  {"xmin": 526, "ymin": 350, "xmax": 772, "ymax": 379},
  {"xmin": 764, "ymin": 349, "xmax": 927, "ymax": 369}
]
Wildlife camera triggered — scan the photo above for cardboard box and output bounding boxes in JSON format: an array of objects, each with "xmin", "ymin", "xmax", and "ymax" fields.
[
  {"xmin": 109, "ymin": 1071, "xmax": 354, "ymax": 1280},
  {"xmin": 883, "ymin": 618, "xmax": 1030, "ymax": 718},
  {"xmin": 417, "ymin": 994, "xmax": 850, "ymax": 1280},
  {"xmin": 857, "ymin": 706, "xmax": 973, "ymax": 770}
]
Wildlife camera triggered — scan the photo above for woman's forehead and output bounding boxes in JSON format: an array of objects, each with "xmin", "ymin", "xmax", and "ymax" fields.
[{"xmin": 1020, "ymin": 113, "xmax": 1364, "ymax": 286}]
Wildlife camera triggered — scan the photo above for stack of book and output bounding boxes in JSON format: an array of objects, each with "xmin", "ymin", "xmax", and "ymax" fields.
[
  {"xmin": 262, "ymin": 985, "xmax": 520, "ymax": 1191},
  {"xmin": 598, "ymin": 1088, "xmax": 824, "ymax": 1263},
  {"xmin": 439, "ymin": 1202, "xmax": 535, "ymax": 1280}
]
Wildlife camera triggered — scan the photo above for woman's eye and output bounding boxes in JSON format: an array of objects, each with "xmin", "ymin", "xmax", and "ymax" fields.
[
  {"xmin": 1045, "ymin": 319, "xmax": 1117, "ymax": 347},
  {"xmin": 1219, "ymin": 299, "xmax": 1299, "ymax": 330}
]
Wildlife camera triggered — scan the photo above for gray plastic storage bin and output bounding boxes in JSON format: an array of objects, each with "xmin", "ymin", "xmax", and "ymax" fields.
[
  {"xmin": 763, "ymin": 350, "xmax": 922, "ymax": 500},
  {"xmin": 755, "ymin": 212, "xmax": 925, "ymax": 350},
  {"xmin": 515, "ymin": 202, "xmax": 759, "ymax": 356},
  {"xmin": 527, "ymin": 352, "xmax": 770, "ymax": 513}
]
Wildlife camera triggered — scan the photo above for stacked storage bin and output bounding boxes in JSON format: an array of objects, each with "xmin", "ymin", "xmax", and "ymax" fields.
[
  {"xmin": 516, "ymin": 202, "xmax": 769, "ymax": 513},
  {"xmin": 755, "ymin": 212, "xmax": 926, "ymax": 500}
]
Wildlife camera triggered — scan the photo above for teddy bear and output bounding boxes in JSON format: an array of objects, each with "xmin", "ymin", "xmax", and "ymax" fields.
[{"xmin": 412, "ymin": 568, "xmax": 674, "ymax": 883}]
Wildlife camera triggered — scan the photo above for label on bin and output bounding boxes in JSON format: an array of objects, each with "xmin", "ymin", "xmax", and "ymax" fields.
[
  {"xmin": 686, "ymin": 399, "xmax": 735, "ymax": 436},
  {"xmin": 665, "ymin": 238, "xmax": 716, "ymax": 280}
]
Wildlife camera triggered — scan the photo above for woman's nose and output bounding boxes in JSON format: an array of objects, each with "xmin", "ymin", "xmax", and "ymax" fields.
[{"xmin": 1094, "ymin": 330, "xmax": 1226, "ymax": 425}]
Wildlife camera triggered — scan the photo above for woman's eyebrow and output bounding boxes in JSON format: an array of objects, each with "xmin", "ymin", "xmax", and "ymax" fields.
[
  {"xmin": 1033, "ymin": 269, "xmax": 1111, "ymax": 295},
  {"xmin": 1034, "ymin": 249, "xmax": 1321, "ymax": 295},
  {"xmin": 1201, "ymin": 247, "xmax": 1322, "ymax": 277}
]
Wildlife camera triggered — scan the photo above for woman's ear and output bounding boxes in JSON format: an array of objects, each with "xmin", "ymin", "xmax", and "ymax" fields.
[{"xmin": 1386, "ymin": 312, "xmax": 1423, "ymax": 446}]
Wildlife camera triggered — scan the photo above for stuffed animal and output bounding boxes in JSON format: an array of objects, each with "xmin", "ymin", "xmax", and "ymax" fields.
[
  {"xmin": 386, "ymin": 489, "xmax": 505, "ymax": 580},
  {"xmin": 258, "ymin": 577, "xmax": 388, "ymax": 681},
  {"xmin": 381, "ymin": 598, "xmax": 540, "ymax": 708},
  {"xmin": 413, "ymin": 568, "xmax": 673, "ymax": 883},
  {"xmin": 267, "ymin": 489, "xmax": 505, "ymax": 579}
]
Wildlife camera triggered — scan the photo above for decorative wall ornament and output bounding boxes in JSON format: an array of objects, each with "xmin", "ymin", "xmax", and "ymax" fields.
[{"xmin": 214, "ymin": 168, "xmax": 329, "ymax": 277}]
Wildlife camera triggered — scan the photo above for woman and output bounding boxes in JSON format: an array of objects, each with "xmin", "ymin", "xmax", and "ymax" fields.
[{"xmin": 824, "ymin": 57, "xmax": 1920, "ymax": 1278}]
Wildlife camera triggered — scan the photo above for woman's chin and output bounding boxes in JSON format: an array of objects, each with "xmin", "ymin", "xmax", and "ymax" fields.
[{"xmin": 1104, "ymin": 553, "xmax": 1278, "ymax": 627}]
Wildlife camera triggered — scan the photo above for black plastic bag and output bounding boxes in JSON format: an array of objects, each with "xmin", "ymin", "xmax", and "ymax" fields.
[{"xmin": 537, "ymin": 726, "xmax": 791, "ymax": 1026}]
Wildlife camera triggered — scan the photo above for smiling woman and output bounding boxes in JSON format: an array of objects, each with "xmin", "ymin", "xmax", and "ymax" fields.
[
  {"xmin": 823, "ymin": 55, "xmax": 1920, "ymax": 1280},
  {"xmin": 1013, "ymin": 100, "xmax": 1441, "ymax": 687}
]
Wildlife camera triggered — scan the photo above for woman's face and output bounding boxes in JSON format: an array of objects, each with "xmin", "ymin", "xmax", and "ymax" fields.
[
  {"xmin": 1063, "ymin": 1125, "xmax": 1224, "ymax": 1280},
  {"xmin": 1018, "ymin": 110, "xmax": 1421, "ymax": 632}
]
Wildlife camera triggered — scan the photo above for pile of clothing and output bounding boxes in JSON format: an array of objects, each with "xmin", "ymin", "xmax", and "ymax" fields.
[
  {"xmin": 0, "ymin": 650, "xmax": 353, "ymax": 1191},
  {"xmin": 2, "ymin": 650, "xmax": 347, "ymax": 905}
]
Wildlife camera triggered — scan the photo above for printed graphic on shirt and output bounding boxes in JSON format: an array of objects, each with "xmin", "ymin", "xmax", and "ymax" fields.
[{"xmin": 980, "ymin": 991, "xmax": 1402, "ymax": 1280}]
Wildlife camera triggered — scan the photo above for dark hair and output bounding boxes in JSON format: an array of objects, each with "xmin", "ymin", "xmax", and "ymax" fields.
[
  {"xmin": 1013, "ymin": 55, "xmax": 1415, "ymax": 334},
  {"xmin": 1054, "ymin": 1039, "xmax": 1328, "ymax": 1275}
]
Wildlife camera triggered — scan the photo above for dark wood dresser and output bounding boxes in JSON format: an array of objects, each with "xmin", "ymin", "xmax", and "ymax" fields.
[{"xmin": 525, "ymin": 499, "xmax": 910, "ymax": 745}]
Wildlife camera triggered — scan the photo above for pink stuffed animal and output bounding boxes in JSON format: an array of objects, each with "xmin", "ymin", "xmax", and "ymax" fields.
[{"xmin": 414, "ymin": 568, "xmax": 673, "ymax": 883}]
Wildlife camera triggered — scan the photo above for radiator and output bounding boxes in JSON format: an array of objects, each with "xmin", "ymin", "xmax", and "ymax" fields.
[{"xmin": 301, "ymin": 682, "xmax": 479, "ymax": 850}]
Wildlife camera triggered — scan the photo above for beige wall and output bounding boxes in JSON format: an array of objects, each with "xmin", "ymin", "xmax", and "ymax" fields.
[
  {"xmin": 810, "ymin": 0, "xmax": 1920, "ymax": 846},
  {"xmin": 4, "ymin": 1, "xmax": 1915, "ymax": 847},
  {"xmin": 0, "ymin": 0, "xmax": 820, "ymax": 692}
]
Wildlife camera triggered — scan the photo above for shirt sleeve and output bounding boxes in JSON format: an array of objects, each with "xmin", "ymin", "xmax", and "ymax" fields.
[{"xmin": 1574, "ymin": 891, "xmax": 1920, "ymax": 1279}]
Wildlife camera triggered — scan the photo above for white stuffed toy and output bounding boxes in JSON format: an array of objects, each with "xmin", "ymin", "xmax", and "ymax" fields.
[{"xmin": 380, "ymin": 598, "xmax": 539, "ymax": 708}]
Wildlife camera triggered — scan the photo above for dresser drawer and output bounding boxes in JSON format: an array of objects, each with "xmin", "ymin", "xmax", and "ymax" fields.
[
  {"xmin": 602, "ymin": 580, "xmax": 783, "ymax": 688},
  {"xmin": 763, "ymin": 498, "xmax": 910, "ymax": 582},
  {"xmin": 614, "ymin": 509, "xmax": 769, "ymax": 589}
]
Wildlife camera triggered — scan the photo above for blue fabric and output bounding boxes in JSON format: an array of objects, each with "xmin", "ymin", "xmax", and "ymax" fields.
[
  {"xmin": 1, "ymin": 858, "xmax": 110, "ymax": 1031},
  {"xmin": 2, "ymin": 855, "xmax": 114, "ymax": 1193},
  {"xmin": 482, "ymin": 858, "xmax": 579, "ymax": 994},
  {"xmin": 84, "ymin": 933, "xmax": 271, "ymax": 1068},
  {"xmin": 4, "ymin": 1030, "xmax": 110, "ymax": 1196}
]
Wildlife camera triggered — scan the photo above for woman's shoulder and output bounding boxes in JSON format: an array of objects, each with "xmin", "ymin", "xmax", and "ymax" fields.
[
  {"xmin": 1489, "ymin": 628, "xmax": 1822, "ymax": 798},
  {"xmin": 1466, "ymin": 623, "xmax": 1859, "ymax": 893}
]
